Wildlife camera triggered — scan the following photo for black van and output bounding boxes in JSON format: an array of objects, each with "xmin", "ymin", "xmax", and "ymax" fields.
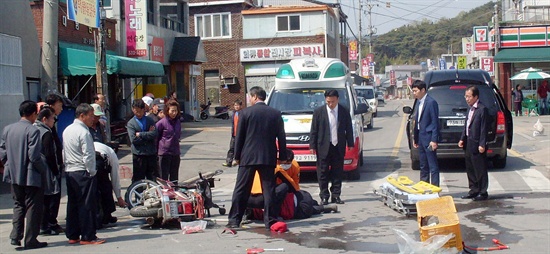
[{"xmin": 403, "ymin": 69, "xmax": 513, "ymax": 170}]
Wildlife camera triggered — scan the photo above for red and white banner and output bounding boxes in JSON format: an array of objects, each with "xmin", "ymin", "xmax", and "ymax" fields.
[
  {"xmin": 150, "ymin": 37, "xmax": 164, "ymax": 63},
  {"xmin": 126, "ymin": 0, "xmax": 147, "ymax": 57},
  {"xmin": 480, "ymin": 57, "xmax": 494, "ymax": 76},
  {"xmin": 361, "ymin": 58, "xmax": 369, "ymax": 77},
  {"xmin": 349, "ymin": 41, "xmax": 358, "ymax": 61}
]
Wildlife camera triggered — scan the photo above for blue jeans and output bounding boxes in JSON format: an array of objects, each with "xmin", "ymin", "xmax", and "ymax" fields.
[{"xmin": 539, "ymin": 98, "xmax": 548, "ymax": 115}]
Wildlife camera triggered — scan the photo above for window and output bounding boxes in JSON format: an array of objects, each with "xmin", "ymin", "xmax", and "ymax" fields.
[
  {"xmin": 147, "ymin": 0, "xmax": 155, "ymax": 25},
  {"xmin": 195, "ymin": 13, "xmax": 231, "ymax": 39},
  {"xmin": 277, "ymin": 15, "xmax": 300, "ymax": 32},
  {"xmin": 102, "ymin": 0, "xmax": 111, "ymax": 7}
]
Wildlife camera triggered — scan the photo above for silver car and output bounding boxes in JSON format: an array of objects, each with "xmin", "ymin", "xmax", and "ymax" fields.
[{"xmin": 357, "ymin": 96, "xmax": 374, "ymax": 129}]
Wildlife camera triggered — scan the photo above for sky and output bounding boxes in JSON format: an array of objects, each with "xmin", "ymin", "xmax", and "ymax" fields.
[{"xmin": 339, "ymin": 0, "xmax": 495, "ymax": 38}]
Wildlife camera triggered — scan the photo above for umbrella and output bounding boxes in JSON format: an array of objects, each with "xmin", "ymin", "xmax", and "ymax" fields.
[{"xmin": 510, "ymin": 67, "xmax": 550, "ymax": 80}]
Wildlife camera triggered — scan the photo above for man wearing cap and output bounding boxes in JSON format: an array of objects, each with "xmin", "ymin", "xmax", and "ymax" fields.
[
  {"xmin": 89, "ymin": 104, "xmax": 106, "ymax": 144},
  {"xmin": 149, "ymin": 98, "xmax": 164, "ymax": 123}
]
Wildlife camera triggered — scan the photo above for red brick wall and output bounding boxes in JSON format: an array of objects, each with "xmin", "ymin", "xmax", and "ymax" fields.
[
  {"xmin": 190, "ymin": 4, "xmax": 328, "ymax": 108},
  {"xmin": 30, "ymin": 1, "xmax": 116, "ymax": 50}
]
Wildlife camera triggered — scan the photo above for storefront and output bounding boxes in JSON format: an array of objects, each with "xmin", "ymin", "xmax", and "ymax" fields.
[{"xmin": 494, "ymin": 25, "xmax": 550, "ymax": 108}]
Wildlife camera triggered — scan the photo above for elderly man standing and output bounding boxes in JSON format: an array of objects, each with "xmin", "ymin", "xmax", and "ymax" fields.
[
  {"xmin": 1, "ymin": 100, "xmax": 48, "ymax": 250},
  {"xmin": 63, "ymin": 103, "xmax": 105, "ymax": 245}
]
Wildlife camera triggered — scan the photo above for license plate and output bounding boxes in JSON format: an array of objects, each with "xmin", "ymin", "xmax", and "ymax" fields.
[
  {"xmin": 447, "ymin": 120, "xmax": 465, "ymax": 126},
  {"xmin": 295, "ymin": 154, "xmax": 317, "ymax": 162},
  {"xmin": 169, "ymin": 202, "xmax": 178, "ymax": 216}
]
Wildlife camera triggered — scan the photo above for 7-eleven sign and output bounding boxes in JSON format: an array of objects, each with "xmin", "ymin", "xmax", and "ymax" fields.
[{"xmin": 473, "ymin": 26, "xmax": 489, "ymax": 51}]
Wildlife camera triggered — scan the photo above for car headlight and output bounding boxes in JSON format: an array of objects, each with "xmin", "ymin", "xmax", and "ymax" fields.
[{"xmin": 369, "ymin": 102, "xmax": 374, "ymax": 106}]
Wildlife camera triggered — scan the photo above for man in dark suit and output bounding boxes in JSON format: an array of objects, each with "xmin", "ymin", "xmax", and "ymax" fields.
[
  {"xmin": 458, "ymin": 85, "xmax": 489, "ymax": 201},
  {"xmin": 309, "ymin": 90, "xmax": 354, "ymax": 205},
  {"xmin": 126, "ymin": 99, "xmax": 158, "ymax": 183},
  {"xmin": 1, "ymin": 100, "xmax": 48, "ymax": 250},
  {"xmin": 412, "ymin": 80, "xmax": 441, "ymax": 186},
  {"xmin": 226, "ymin": 87, "xmax": 287, "ymax": 229}
]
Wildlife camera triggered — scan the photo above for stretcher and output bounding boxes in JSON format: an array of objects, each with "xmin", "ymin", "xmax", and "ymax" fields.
[{"xmin": 373, "ymin": 176, "xmax": 441, "ymax": 217}]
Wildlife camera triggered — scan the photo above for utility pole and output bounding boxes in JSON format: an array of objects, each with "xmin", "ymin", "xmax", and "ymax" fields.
[
  {"xmin": 97, "ymin": 0, "xmax": 111, "ymax": 142},
  {"xmin": 366, "ymin": 0, "xmax": 377, "ymax": 54},
  {"xmin": 357, "ymin": 0, "xmax": 363, "ymax": 76},
  {"xmin": 41, "ymin": 0, "xmax": 59, "ymax": 95},
  {"xmin": 494, "ymin": 3, "xmax": 500, "ymax": 88}
]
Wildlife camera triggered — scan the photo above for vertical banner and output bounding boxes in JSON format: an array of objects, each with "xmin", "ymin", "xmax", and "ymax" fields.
[
  {"xmin": 480, "ymin": 57, "xmax": 494, "ymax": 76},
  {"xmin": 67, "ymin": 0, "xmax": 100, "ymax": 28},
  {"xmin": 126, "ymin": 0, "xmax": 148, "ymax": 57},
  {"xmin": 390, "ymin": 70, "xmax": 396, "ymax": 86},
  {"xmin": 150, "ymin": 37, "xmax": 164, "ymax": 63},
  {"xmin": 473, "ymin": 26, "xmax": 489, "ymax": 51},
  {"xmin": 361, "ymin": 58, "xmax": 369, "ymax": 77},
  {"xmin": 462, "ymin": 37, "xmax": 473, "ymax": 55},
  {"xmin": 457, "ymin": 56, "xmax": 467, "ymax": 69},
  {"xmin": 349, "ymin": 41, "xmax": 358, "ymax": 61}
]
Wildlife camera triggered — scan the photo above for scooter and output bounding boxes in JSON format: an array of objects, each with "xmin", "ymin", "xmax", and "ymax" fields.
[
  {"xmin": 200, "ymin": 105, "xmax": 230, "ymax": 120},
  {"xmin": 126, "ymin": 170, "xmax": 226, "ymax": 227}
]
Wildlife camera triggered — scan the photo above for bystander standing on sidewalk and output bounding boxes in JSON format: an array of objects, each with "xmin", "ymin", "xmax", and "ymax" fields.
[
  {"xmin": 537, "ymin": 80, "xmax": 549, "ymax": 115},
  {"xmin": 156, "ymin": 99, "xmax": 181, "ymax": 182},
  {"xmin": 63, "ymin": 103, "xmax": 105, "ymax": 245},
  {"xmin": 223, "ymin": 99, "xmax": 243, "ymax": 167},
  {"xmin": 1, "ymin": 100, "xmax": 49, "ymax": 250},
  {"xmin": 513, "ymin": 85, "xmax": 524, "ymax": 116},
  {"xmin": 127, "ymin": 99, "xmax": 158, "ymax": 183}
]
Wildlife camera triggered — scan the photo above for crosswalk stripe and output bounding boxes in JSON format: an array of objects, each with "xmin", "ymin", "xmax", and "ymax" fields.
[
  {"xmin": 487, "ymin": 172, "xmax": 504, "ymax": 193},
  {"xmin": 516, "ymin": 167, "xmax": 550, "ymax": 192},
  {"xmin": 439, "ymin": 175, "xmax": 449, "ymax": 193}
]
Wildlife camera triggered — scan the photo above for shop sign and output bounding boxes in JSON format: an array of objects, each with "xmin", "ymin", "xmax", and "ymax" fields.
[
  {"xmin": 473, "ymin": 26, "xmax": 489, "ymax": 51},
  {"xmin": 480, "ymin": 57, "xmax": 493, "ymax": 76},
  {"xmin": 240, "ymin": 44, "xmax": 324, "ymax": 62},
  {"xmin": 150, "ymin": 37, "xmax": 164, "ymax": 63},
  {"xmin": 67, "ymin": 0, "xmax": 99, "ymax": 28},
  {"xmin": 361, "ymin": 58, "xmax": 369, "ymax": 77},
  {"xmin": 126, "ymin": 0, "xmax": 148, "ymax": 57},
  {"xmin": 349, "ymin": 40, "xmax": 358, "ymax": 61}
]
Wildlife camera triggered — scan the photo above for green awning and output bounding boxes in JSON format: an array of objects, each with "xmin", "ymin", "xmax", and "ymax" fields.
[
  {"xmin": 59, "ymin": 43, "xmax": 165, "ymax": 77},
  {"xmin": 494, "ymin": 47, "xmax": 550, "ymax": 63}
]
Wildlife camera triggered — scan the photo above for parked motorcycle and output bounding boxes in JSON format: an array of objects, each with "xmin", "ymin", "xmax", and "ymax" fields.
[
  {"xmin": 125, "ymin": 170, "xmax": 226, "ymax": 227},
  {"xmin": 199, "ymin": 104, "xmax": 230, "ymax": 120}
]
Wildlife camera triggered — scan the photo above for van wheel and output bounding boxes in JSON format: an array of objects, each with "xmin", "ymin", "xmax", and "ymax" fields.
[
  {"xmin": 493, "ymin": 155, "xmax": 507, "ymax": 169},
  {"xmin": 347, "ymin": 169, "xmax": 360, "ymax": 180},
  {"xmin": 411, "ymin": 159, "xmax": 420, "ymax": 170}
]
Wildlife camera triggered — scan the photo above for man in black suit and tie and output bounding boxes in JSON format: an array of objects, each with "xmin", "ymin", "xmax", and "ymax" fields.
[
  {"xmin": 458, "ymin": 85, "xmax": 489, "ymax": 201},
  {"xmin": 309, "ymin": 90, "xmax": 353, "ymax": 205},
  {"xmin": 412, "ymin": 80, "xmax": 441, "ymax": 186},
  {"xmin": 226, "ymin": 87, "xmax": 287, "ymax": 229}
]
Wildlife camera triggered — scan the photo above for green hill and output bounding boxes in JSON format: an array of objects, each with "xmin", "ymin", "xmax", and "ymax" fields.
[{"xmin": 371, "ymin": 2, "xmax": 494, "ymax": 72}]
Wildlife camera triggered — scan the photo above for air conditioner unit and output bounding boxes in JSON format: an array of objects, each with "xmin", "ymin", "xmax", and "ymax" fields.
[{"xmin": 223, "ymin": 77, "xmax": 237, "ymax": 85}]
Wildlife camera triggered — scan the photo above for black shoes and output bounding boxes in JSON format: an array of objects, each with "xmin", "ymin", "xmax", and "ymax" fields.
[
  {"xmin": 225, "ymin": 223, "xmax": 240, "ymax": 229},
  {"xmin": 103, "ymin": 216, "xmax": 118, "ymax": 224},
  {"xmin": 18, "ymin": 241, "xmax": 47, "ymax": 251},
  {"xmin": 11, "ymin": 239, "xmax": 21, "ymax": 246},
  {"xmin": 40, "ymin": 228, "xmax": 60, "ymax": 235},
  {"xmin": 473, "ymin": 195, "xmax": 489, "ymax": 201},
  {"xmin": 331, "ymin": 197, "xmax": 345, "ymax": 204},
  {"xmin": 461, "ymin": 194, "xmax": 478, "ymax": 199},
  {"xmin": 321, "ymin": 198, "xmax": 329, "ymax": 205}
]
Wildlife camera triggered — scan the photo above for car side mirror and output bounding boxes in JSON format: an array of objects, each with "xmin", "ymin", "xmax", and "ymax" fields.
[
  {"xmin": 403, "ymin": 106, "xmax": 413, "ymax": 114},
  {"xmin": 355, "ymin": 103, "xmax": 368, "ymax": 115}
]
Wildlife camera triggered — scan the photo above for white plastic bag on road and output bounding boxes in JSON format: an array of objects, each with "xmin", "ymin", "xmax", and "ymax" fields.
[
  {"xmin": 393, "ymin": 228, "xmax": 457, "ymax": 254},
  {"xmin": 533, "ymin": 118, "xmax": 544, "ymax": 136},
  {"xmin": 181, "ymin": 220, "xmax": 207, "ymax": 234}
]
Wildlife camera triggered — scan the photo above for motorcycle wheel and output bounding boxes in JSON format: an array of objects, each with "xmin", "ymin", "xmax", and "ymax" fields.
[
  {"xmin": 125, "ymin": 179, "xmax": 159, "ymax": 209},
  {"xmin": 130, "ymin": 206, "xmax": 161, "ymax": 217},
  {"xmin": 200, "ymin": 112, "xmax": 208, "ymax": 120}
]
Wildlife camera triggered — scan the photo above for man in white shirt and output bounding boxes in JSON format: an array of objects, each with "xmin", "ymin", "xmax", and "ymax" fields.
[
  {"xmin": 94, "ymin": 142, "xmax": 127, "ymax": 227},
  {"xmin": 63, "ymin": 103, "xmax": 105, "ymax": 245}
]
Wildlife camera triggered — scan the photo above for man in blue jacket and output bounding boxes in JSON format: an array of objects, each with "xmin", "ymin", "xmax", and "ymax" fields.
[{"xmin": 412, "ymin": 80, "xmax": 441, "ymax": 187}]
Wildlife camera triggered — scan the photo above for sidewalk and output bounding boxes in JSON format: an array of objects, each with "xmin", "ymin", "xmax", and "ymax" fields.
[{"xmin": 508, "ymin": 114, "xmax": 550, "ymax": 168}]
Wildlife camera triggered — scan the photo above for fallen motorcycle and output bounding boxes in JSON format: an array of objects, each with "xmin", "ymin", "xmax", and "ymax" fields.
[{"xmin": 125, "ymin": 170, "xmax": 226, "ymax": 227}]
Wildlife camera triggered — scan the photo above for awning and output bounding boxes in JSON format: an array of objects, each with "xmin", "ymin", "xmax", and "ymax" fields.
[
  {"xmin": 170, "ymin": 37, "xmax": 208, "ymax": 63},
  {"xmin": 59, "ymin": 42, "xmax": 165, "ymax": 77},
  {"xmin": 494, "ymin": 47, "xmax": 550, "ymax": 63}
]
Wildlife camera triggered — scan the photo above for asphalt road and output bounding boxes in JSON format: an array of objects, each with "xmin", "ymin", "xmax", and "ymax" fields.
[{"xmin": 0, "ymin": 99, "xmax": 549, "ymax": 253}]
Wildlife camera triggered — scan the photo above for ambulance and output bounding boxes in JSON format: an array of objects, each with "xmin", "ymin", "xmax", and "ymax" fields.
[{"xmin": 266, "ymin": 58, "xmax": 368, "ymax": 180}]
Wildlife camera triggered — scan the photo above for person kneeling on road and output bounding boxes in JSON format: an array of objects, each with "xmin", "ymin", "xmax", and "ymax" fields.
[{"xmin": 245, "ymin": 149, "xmax": 337, "ymax": 223}]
